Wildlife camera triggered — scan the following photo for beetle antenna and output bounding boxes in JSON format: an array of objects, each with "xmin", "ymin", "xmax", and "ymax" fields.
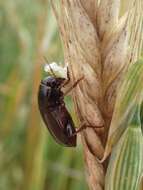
[{"xmin": 44, "ymin": 56, "xmax": 56, "ymax": 77}]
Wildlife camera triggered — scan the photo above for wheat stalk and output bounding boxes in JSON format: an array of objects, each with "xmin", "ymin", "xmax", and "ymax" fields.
[{"xmin": 51, "ymin": 0, "xmax": 143, "ymax": 189}]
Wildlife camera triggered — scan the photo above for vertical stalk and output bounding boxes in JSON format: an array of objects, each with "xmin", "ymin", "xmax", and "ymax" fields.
[{"xmin": 22, "ymin": 1, "xmax": 48, "ymax": 190}]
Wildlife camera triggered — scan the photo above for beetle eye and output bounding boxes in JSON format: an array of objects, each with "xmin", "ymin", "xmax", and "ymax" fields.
[
  {"xmin": 66, "ymin": 124, "xmax": 73, "ymax": 137},
  {"xmin": 52, "ymin": 81, "xmax": 56, "ymax": 86},
  {"xmin": 50, "ymin": 80, "xmax": 56, "ymax": 87}
]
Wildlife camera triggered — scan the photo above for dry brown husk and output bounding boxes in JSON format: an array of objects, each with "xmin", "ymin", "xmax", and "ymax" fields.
[{"xmin": 51, "ymin": 0, "xmax": 143, "ymax": 189}]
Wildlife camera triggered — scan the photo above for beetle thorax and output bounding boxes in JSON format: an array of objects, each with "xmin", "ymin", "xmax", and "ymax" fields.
[{"xmin": 41, "ymin": 76, "xmax": 65, "ymax": 88}]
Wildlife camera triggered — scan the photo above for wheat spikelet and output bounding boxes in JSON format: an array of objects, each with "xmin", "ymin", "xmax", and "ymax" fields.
[{"xmin": 51, "ymin": 0, "xmax": 143, "ymax": 189}]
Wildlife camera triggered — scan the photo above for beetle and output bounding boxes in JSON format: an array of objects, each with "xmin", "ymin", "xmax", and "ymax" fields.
[{"xmin": 38, "ymin": 67, "xmax": 84, "ymax": 147}]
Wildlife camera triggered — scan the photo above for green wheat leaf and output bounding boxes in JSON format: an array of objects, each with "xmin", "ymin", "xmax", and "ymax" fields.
[
  {"xmin": 102, "ymin": 60, "xmax": 143, "ymax": 160},
  {"xmin": 104, "ymin": 60, "xmax": 143, "ymax": 190},
  {"xmin": 105, "ymin": 105, "xmax": 143, "ymax": 190}
]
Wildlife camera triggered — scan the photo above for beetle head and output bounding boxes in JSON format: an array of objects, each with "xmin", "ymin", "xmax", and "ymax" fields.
[{"xmin": 41, "ymin": 76, "xmax": 65, "ymax": 88}]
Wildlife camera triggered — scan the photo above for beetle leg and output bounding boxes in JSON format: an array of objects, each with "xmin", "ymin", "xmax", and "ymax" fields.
[
  {"xmin": 72, "ymin": 122, "xmax": 104, "ymax": 136},
  {"xmin": 64, "ymin": 76, "xmax": 84, "ymax": 95},
  {"xmin": 75, "ymin": 123, "xmax": 86, "ymax": 133}
]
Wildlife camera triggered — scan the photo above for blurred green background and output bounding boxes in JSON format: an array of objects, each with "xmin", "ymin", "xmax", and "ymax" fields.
[{"xmin": 0, "ymin": 0, "xmax": 88, "ymax": 190}]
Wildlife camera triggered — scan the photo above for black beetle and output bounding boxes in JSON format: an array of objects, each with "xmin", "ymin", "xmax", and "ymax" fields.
[{"xmin": 38, "ymin": 70, "xmax": 83, "ymax": 147}]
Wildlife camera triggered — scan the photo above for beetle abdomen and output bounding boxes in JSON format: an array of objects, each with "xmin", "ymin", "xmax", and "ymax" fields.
[{"xmin": 38, "ymin": 83, "xmax": 76, "ymax": 147}]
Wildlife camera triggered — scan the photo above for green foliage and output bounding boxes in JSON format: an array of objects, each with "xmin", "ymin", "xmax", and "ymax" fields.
[
  {"xmin": 105, "ymin": 61, "xmax": 143, "ymax": 190},
  {"xmin": 0, "ymin": 1, "xmax": 88, "ymax": 190}
]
